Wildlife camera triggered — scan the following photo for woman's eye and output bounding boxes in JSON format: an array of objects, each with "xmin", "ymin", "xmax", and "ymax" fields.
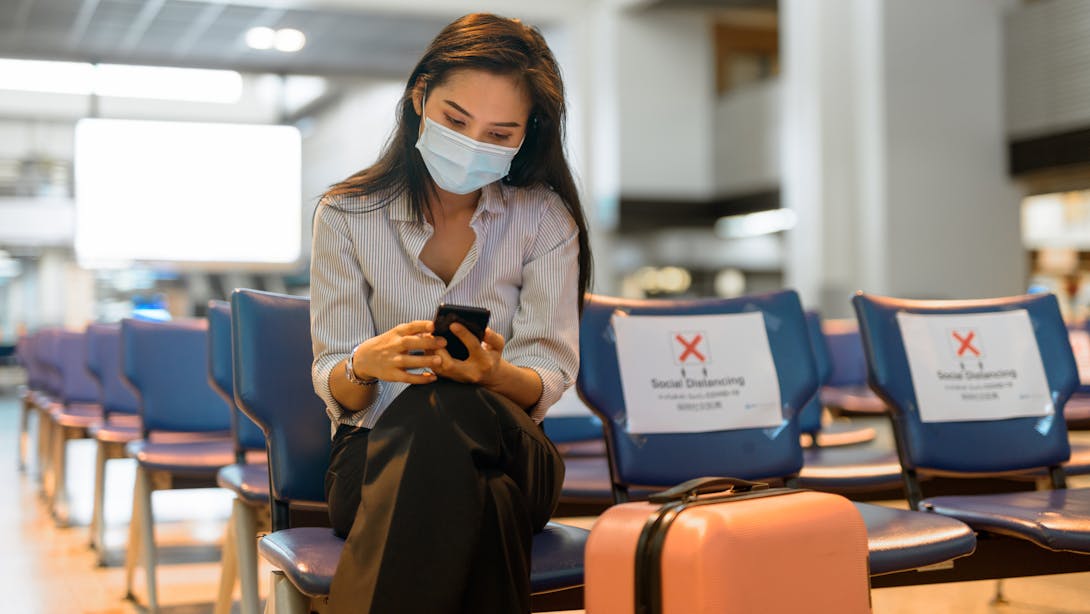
[
  {"xmin": 490, "ymin": 132, "xmax": 512, "ymax": 142},
  {"xmin": 445, "ymin": 114, "xmax": 466, "ymax": 128}
]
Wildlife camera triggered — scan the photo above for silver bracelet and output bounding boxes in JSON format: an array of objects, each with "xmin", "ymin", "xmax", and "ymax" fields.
[{"xmin": 345, "ymin": 343, "xmax": 378, "ymax": 387}]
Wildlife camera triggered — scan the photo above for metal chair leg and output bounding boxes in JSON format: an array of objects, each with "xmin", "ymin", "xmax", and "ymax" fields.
[
  {"xmin": 37, "ymin": 409, "xmax": 53, "ymax": 493},
  {"xmin": 17, "ymin": 396, "xmax": 30, "ymax": 472},
  {"xmin": 267, "ymin": 570, "xmax": 309, "ymax": 614},
  {"xmin": 136, "ymin": 467, "xmax": 160, "ymax": 614},
  {"xmin": 990, "ymin": 579, "xmax": 1009, "ymax": 605},
  {"xmin": 124, "ymin": 464, "xmax": 142, "ymax": 600},
  {"xmin": 90, "ymin": 439, "xmax": 107, "ymax": 556},
  {"xmin": 214, "ymin": 505, "xmax": 240, "ymax": 614},
  {"xmin": 51, "ymin": 426, "xmax": 70, "ymax": 526},
  {"xmin": 236, "ymin": 499, "xmax": 261, "ymax": 614}
]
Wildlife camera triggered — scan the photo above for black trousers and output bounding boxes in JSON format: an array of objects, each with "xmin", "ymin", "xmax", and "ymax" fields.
[{"xmin": 324, "ymin": 380, "xmax": 565, "ymax": 614}]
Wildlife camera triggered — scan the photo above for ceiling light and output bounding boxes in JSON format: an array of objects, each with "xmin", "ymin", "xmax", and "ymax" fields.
[
  {"xmin": 0, "ymin": 58, "xmax": 241, "ymax": 104},
  {"xmin": 274, "ymin": 28, "xmax": 306, "ymax": 53},
  {"xmin": 246, "ymin": 26, "xmax": 276, "ymax": 50},
  {"xmin": 714, "ymin": 209, "xmax": 798, "ymax": 239}
]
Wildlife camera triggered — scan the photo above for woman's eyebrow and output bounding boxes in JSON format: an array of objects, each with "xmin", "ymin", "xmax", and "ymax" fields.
[{"xmin": 443, "ymin": 99, "xmax": 522, "ymax": 128}]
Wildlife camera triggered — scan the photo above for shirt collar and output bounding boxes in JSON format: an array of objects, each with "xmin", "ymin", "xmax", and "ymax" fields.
[{"xmin": 388, "ymin": 181, "xmax": 509, "ymax": 223}]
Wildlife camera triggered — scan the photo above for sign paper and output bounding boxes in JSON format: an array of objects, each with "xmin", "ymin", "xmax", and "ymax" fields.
[
  {"xmin": 897, "ymin": 310, "xmax": 1053, "ymax": 423},
  {"xmin": 612, "ymin": 311, "xmax": 783, "ymax": 434}
]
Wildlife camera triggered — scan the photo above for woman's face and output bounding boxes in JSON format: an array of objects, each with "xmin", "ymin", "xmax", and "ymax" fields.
[{"xmin": 413, "ymin": 69, "xmax": 532, "ymax": 147}]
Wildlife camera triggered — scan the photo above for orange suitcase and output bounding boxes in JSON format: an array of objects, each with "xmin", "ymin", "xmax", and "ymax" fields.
[{"xmin": 585, "ymin": 477, "xmax": 871, "ymax": 614}]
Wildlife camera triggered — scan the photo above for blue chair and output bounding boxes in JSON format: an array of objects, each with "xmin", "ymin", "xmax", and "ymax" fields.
[
  {"xmin": 822, "ymin": 324, "xmax": 888, "ymax": 415},
  {"xmin": 578, "ymin": 291, "xmax": 977, "ymax": 583},
  {"xmin": 800, "ymin": 310, "xmax": 878, "ymax": 447},
  {"xmin": 15, "ymin": 331, "xmax": 41, "ymax": 472},
  {"xmin": 795, "ymin": 311, "xmax": 904, "ymax": 495},
  {"xmin": 1064, "ymin": 324, "xmax": 1090, "ymax": 428},
  {"xmin": 27, "ymin": 328, "xmax": 66, "ymax": 491},
  {"xmin": 854, "ymin": 291, "xmax": 1090, "ymax": 582},
  {"xmin": 120, "ymin": 318, "xmax": 236, "ymax": 613},
  {"xmin": 231, "ymin": 288, "xmax": 590, "ymax": 613},
  {"xmin": 26, "ymin": 328, "xmax": 57, "ymax": 487},
  {"xmin": 208, "ymin": 300, "xmax": 269, "ymax": 614},
  {"xmin": 45, "ymin": 329, "xmax": 104, "ymax": 525},
  {"xmin": 86, "ymin": 322, "xmax": 143, "ymax": 562}
]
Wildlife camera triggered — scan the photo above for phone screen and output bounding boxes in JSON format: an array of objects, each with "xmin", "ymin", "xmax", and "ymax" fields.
[{"xmin": 433, "ymin": 304, "xmax": 491, "ymax": 361}]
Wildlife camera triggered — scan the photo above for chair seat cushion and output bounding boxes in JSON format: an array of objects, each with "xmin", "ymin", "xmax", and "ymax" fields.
[
  {"xmin": 259, "ymin": 522, "xmax": 589, "ymax": 598},
  {"xmin": 29, "ymin": 392, "xmax": 55, "ymax": 410},
  {"xmin": 1066, "ymin": 394, "xmax": 1090, "ymax": 428},
  {"xmin": 559, "ymin": 456, "xmax": 616, "ymax": 501},
  {"xmin": 798, "ymin": 447, "xmax": 904, "ymax": 492},
  {"xmin": 857, "ymin": 503, "xmax": 977, "ymax": 575},
  {"xmin": 924, "ymin": 488, "xmax": 1090, "ymax": 552},
  {"xmin": 52, "ymin": 403, "xmax": 103, "ymax": 428},
  {"xmin": 822, "ymin": 385, "xmax": 887, "ymax": 414},
  {"xmin": 95, "ymin": 423, "xmax": 143, "ymax": 444},
  {"xmin": 1058, "ymin": 442, "xmax": 1090, "ymax": 477},
  {"xmin": 259, "ymin": 527, "xmax": 341, "ymax": 597},
  {"xmin": 527, "ymin": 521, "xmax": 590, "ymax": 593},
  {"xmin": 805, "ymin": 421, "xmax": 877, "ymax": 448},
  {"xmin": 555, "ymin": 438, "xmax": 607, "ymax": 458},
  {"xmin": 125, "ymin": 437, "xmax": 236, "ymax": 475},
  {"xmin": 217, "ymin": 463, "xmax": 270, "ymax": 503}
]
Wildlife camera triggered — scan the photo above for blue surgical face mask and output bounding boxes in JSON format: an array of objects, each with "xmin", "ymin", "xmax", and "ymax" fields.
[{"xmin": 415, "ymin": 93, "xmax": 522, "ymax": 195}]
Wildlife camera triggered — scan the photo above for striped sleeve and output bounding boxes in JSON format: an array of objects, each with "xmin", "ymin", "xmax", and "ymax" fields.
[
  {"xmin": 310, "ymin": 198, "xmax": 382, "ymax": 423},
  {"xmin": 503, "ymin": 191, "xmax": 581, "ymax": 422}
]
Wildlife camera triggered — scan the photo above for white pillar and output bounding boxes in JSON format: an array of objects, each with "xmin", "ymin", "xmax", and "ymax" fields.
[{"xmin": 782, "ymin": 0, "xmax": 1023, "ymax": 317}]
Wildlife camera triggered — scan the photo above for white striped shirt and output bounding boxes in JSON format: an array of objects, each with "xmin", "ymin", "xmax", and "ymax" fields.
[{"xmin": 310, "ymin": 181, "xmax": 581, "ymax": 430}]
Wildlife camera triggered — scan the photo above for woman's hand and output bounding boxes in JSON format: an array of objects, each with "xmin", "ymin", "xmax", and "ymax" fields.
[
  {"xmin": 353, "ymin": 320, "xmax": 446, "ymax": 385},
  {"xmin": 432, "ymin": 324, "xmax": 505, "ymax": 386}
]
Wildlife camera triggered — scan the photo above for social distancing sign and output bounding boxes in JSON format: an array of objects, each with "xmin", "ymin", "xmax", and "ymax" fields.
[
  {"xmin": 612, "ymin": 311, "xmax": 783, "ymax": 434},
  {"xmin": 897, "ymin": 310, "xmax": 1053, "ymax": 423}
]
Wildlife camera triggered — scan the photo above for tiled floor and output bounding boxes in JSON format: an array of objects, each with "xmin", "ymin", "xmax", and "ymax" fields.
[{"xmin": 3, "ymin": 386, "xmax": 1090, "ymax": 613}]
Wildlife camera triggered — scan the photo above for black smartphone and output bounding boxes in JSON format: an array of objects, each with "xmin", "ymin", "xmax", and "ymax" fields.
[{"xmin": 433, "ymin": 303, "xmax": 491, "ymax": 361}]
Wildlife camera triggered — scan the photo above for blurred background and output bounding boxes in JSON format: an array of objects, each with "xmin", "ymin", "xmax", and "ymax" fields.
[{"xmin": 2, "ymin": 0, "xmax": 1090, "ymax": 342}]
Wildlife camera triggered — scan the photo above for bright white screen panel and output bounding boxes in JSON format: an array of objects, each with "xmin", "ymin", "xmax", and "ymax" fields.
[{"xmin": 75, "ymin": 118, "xmax": 301, "ymax": 268}]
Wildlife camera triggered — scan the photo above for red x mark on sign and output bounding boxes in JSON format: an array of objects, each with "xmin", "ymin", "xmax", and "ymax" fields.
[
  {"xmin": 952, "ymin": 331, "xmax": 980, "ymax": 357},
  {"xmin": 675, "ymin": 333, "xmax": 706, "ymax": 363}
]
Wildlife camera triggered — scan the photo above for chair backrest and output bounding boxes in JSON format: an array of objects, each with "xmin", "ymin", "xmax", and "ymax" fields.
[
  {"xmin": 207, "ymin": 300, "xmax": 266, "ymax": 457},
  {"xmin": 798, "ymin": 310, "xmax": 834, "ymax": 435},
  {"xmin": 852, "ymin": 292, "xmax": 1076, "ymax": 474},
  {"xmin": 35, "ymin": 328, "xmax": 63, "ymax": 397},
  {"xmin": 86, "ymin": 323, "xmax": 140, "ymax": 419},
  {"xmin": 577, "ymin": 290, "xmax": 817, "ymax": 493},
  {"xmin": 55, "ymin": 329, "xmax": 100, "ymax": 406},
  {"xmin": 17, "ymin": 332, "xmax": 43, "ymax": 392},
  {"xmin": 1071, "ymin": 322, "xmax": 1090, "ymax": 394},
  {"xmin": 14, "ymin": 334, "xmax": 28, "ymax": 370},
  {"xmin": 543, "ymin": 415, "xmax": 604, "ymax": 443},
  {"xmin": 825, "ymin": 325, "xmax": 869, "ymax": 388},
  {"xmin": 121, "ymin": 318, "xmax": 232, "ymax": 435},
  {"xmin": 231, "ymin": 289, "xmax": 328, "ymax": 521}
]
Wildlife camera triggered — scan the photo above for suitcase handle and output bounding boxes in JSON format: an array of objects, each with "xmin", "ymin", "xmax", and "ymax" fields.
[{"xmin": 648, "ymin": 476, "xmax": 769, "ymax": 503}]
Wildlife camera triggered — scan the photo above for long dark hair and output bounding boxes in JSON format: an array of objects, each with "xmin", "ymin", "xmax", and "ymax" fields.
[{"xmin": 322, "ymin": 13, "xmax": 592, "ymax": 303}]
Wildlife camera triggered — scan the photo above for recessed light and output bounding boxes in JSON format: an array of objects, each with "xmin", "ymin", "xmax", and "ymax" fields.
[
  {"xmin": 245, "ymin": 26, "xmax": 275, "ymax": 50},
  {"xmin": 274, "ymin": 28, "xmax": 306, "ymax": 53}
]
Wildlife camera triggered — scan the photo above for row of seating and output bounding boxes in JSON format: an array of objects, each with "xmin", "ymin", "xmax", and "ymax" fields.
[{"xmin": 13, "ymin": 288, "xmax": 1090, "ymax": 612}]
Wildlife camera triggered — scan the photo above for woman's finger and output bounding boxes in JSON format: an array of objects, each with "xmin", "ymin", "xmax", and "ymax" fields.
[
  {"xmin": 400, "ymin": 371, "xmax": 438, "ymax": 385},
  {"xmin": 482, "ymin": 328, "xmax": 504, "ymax": 352},
  {"xmin": 394, "ymin": 320, "xmax": 434, "ymax": 336},
  {"xmin": 392, "ymin": 354, "xmax": 442, "ymax": 369},
  {"xmin": 400, "ymin": 334, "xmax": 445, "ymax": 352},
  {"xmin": 450, "ymin": 323, "xmax": 484, "ymax": 357}
]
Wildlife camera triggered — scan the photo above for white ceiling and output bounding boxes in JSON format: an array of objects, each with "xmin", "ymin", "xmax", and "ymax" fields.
[{"xmin": 0, "ymin": 0, "xmax": 774, "ymax": 78}]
